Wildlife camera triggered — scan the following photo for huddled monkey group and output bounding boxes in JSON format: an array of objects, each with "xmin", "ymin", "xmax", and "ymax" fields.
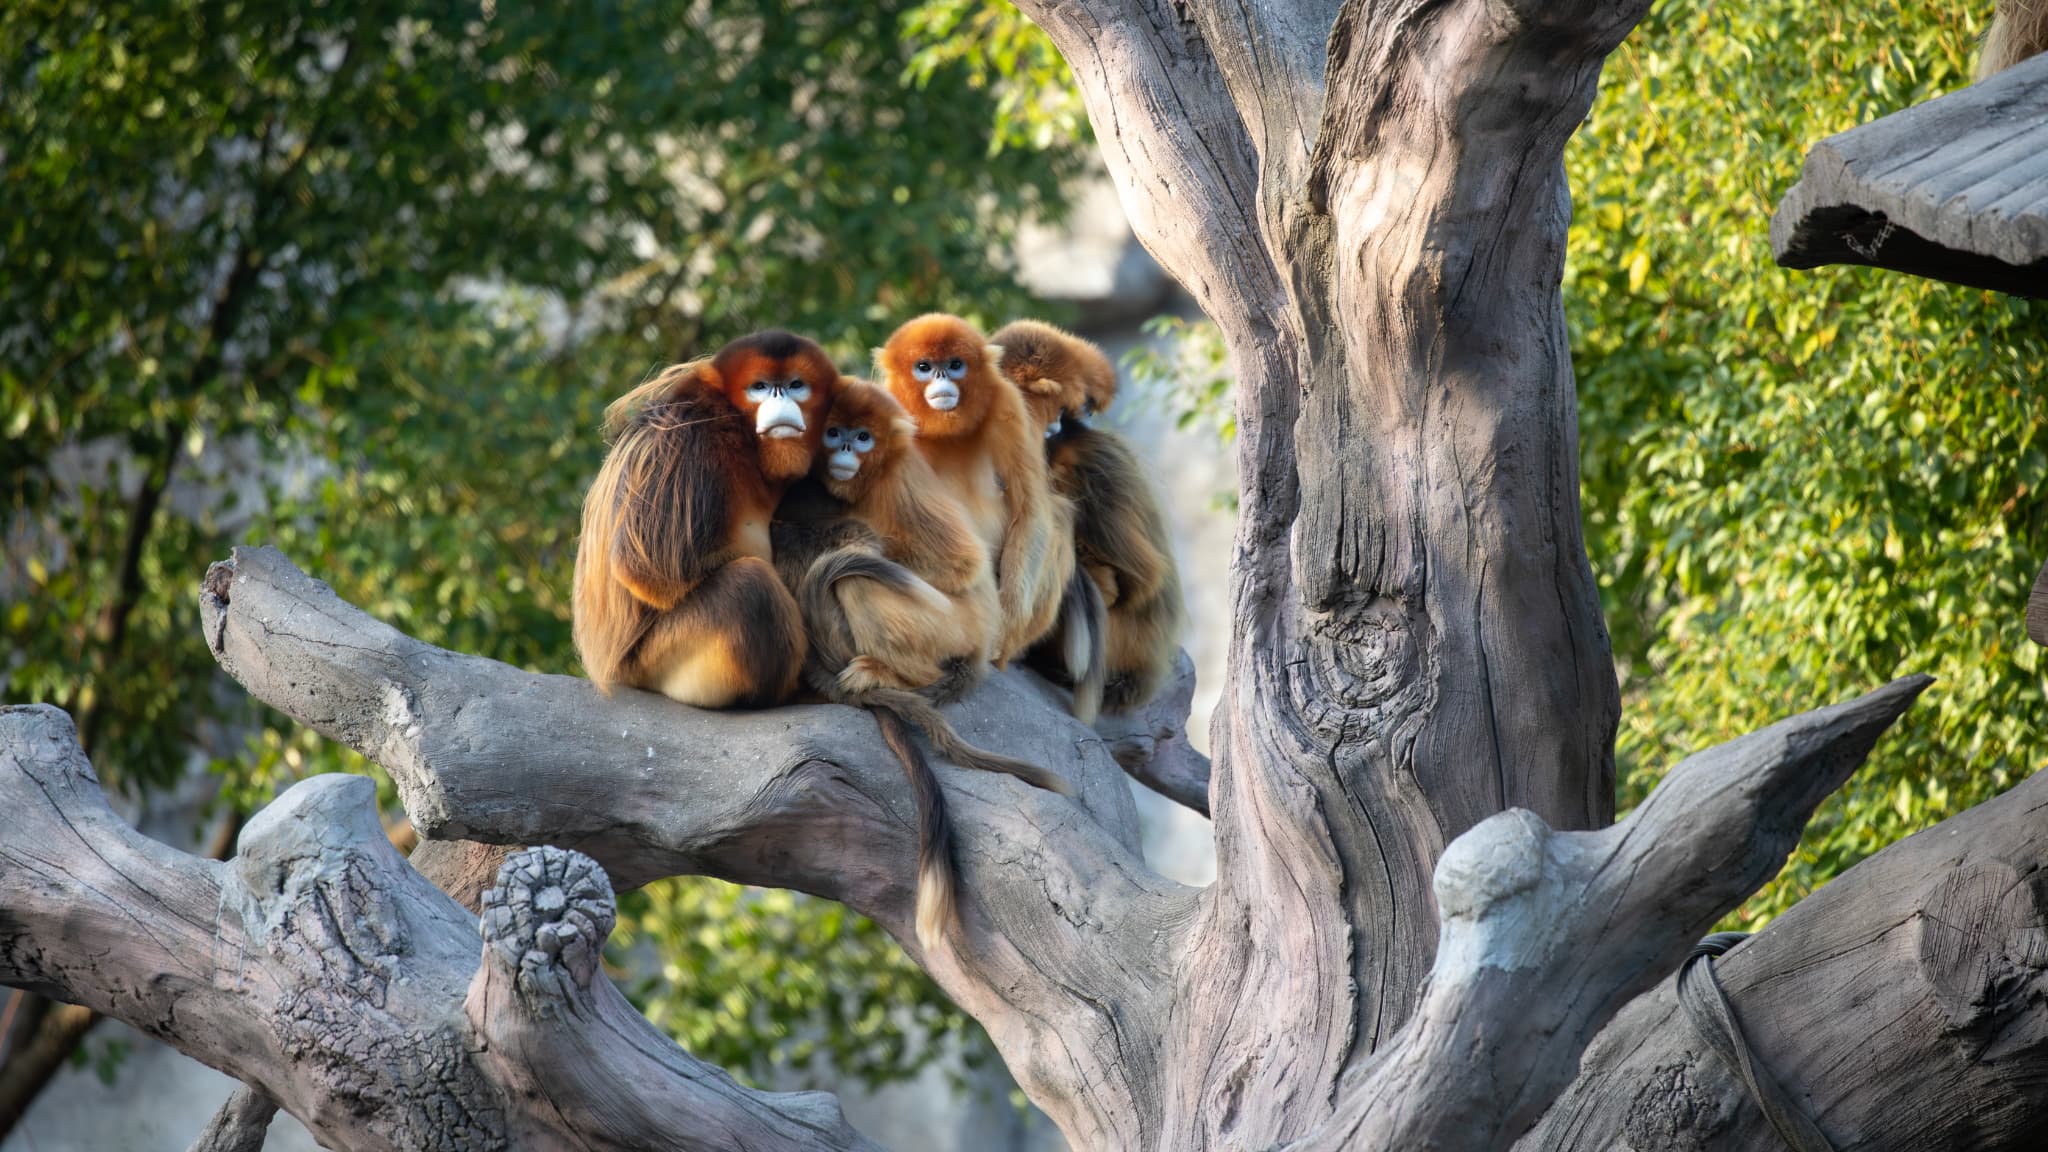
[{"xmin": 571, "ymin": 316, "xmax": 1185, "ymax": 949}]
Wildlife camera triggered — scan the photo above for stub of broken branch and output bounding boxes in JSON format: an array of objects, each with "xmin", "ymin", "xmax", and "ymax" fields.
[
  {"xmin": 1090, "ymin": 649, "xmax": 1211, "ymax": 815},
  {"xmin": 1291, "ymin": 675, "xmax": 1931, "ymax": 1152},
  {"xmin": 469, "ymin": 847, "xmax": 882, "ymax": 1151},
  {"xmin": 0, "ymin": 704, "xmax": 878, "ymax": 1152}
]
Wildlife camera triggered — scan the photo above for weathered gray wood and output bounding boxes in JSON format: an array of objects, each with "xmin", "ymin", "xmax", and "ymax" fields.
[
  {"xmin": 1771, "ymin": 50, "xmax": 2048, "ymax": 295},
  {"xmin": 200, "ymin": 545, "xmax": 1200, "ymax": 1147},
  {"xmin": 188, "ymin": 1086, "xmax": 279, "ymax": 1152},
  {"xmin": 468, "ymin": 846, "xmax": 882, "ymax": 1151},
  {"xmin": 1521, "ymin": 748, "xmax": 2048, "ymax": 1152},
  {"xmin": 0, "ymin": 705, "xmax": 878, "ymax": 1152},
  {"xmin": 188, "ymin": 542, "xmax": 1947, "ymax": 1152},
  {"xmin": 1091, "ymin": 650, "xmax": 1211, "ymax": 815},
  {"xmin": 1013, "ymin": 0, "xmax": 1638, "ymax": 1143},
  {"xmin": 1289, "ymin": 676, "xmax": 1928, "ymax": 1151}
]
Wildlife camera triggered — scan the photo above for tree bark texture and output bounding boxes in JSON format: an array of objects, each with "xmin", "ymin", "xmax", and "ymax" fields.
[
  {"xmin": 0, "ymin": 704, "xmax": 878, "ymax": 1152},
  {"xmin": 6, "ymin": 2, "xmax": 2048, "ymax": 1150}
]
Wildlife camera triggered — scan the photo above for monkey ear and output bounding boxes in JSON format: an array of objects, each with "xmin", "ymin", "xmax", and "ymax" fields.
[
  {"xmin": 892, "ymin": 414, "xmax": 919, "ymax": 440},
  {"xmin": 869, "ymin": 347, "xmax": 888, "ymax": 375},
  {"xmin": 985, "ymin": 343, "xmax": 1005, "ymax": 363}
]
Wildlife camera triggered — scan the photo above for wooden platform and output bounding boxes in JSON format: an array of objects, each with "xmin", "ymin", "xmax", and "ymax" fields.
[{"xmin": 1771, "ymin": 52, "xmax": 2048, "ymax": 297}]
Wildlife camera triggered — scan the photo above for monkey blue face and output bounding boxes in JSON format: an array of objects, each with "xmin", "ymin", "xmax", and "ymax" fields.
[
  {"xmin": 744, "ymin": 375, "xmax": 817, "ymax": 440},
  {"xmin": 908, "ymin": 353, "xmax": 970, "ymax": 411},
  {"xmin": 821, "ymin": 423, "xmax": 877, "ymax": 481}
]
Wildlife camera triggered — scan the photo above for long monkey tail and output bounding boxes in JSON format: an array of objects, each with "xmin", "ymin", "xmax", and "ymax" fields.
[
  {"xmin": 1063, "ymin": 568, "xmax": 1109, "ymax": 725},
  {"xmin": 801, "ymin": 548, "xmax": 1073, "ymax": 796},
  {"xmin": 873, "ymin": 705, "xmax": 955, "ymax": 951},
  {"xmin": 857, "ymin": 686, "xmax": 1072, "ymax": 796}
]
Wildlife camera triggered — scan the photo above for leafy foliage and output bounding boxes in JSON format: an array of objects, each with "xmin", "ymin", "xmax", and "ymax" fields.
[
  {"xmin": 5, "ymin": 0, "xmax": 1084, "ymax": 1087},
  {"xmin": 1570, "ymin": 0, "xmax": 2047, "ymax": 924},
  {"xmin": 901, "ymin": 2, "xmax": 1086, "ymax": 155}
]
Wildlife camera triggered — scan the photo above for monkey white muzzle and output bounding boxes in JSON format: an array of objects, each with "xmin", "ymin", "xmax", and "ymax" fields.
[
  {"xmin": 923, "ymin": 381, "xmax": 960, "ymax": 411},
  {"xmin": 827, "ymin": 450, "xmax": 861, "ymax": 482},
  {"xmin": 756, "ymin": 395, "xmax": 806, "ymax": 439}
]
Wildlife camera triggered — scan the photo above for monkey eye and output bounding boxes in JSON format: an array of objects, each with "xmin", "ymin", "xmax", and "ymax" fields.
[
  {"xmin": 912, "ymin": 359, "xmax": 934, "ymax": 380},
  {"xmin": 745, "ymin": 381, "xmax": 772, "ymax": 399},
  {"xmin": 853, "ymin": 429, "xmax": 874, "ymax": 451},
  {"xmin": 786, "ymin": 380, "xmax": 810, "ymax": 401},
  {"xmin": 823, "ymin": 427, "xmax": 844, "ymax": 447},
  {"xmin": 947, "ymin": 357, "xmax": 965, "ymax": 372}
]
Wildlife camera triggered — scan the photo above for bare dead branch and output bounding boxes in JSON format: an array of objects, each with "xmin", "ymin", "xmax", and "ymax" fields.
[
  {"xmin": 1522, "ymin": 738, "xmax": 2048, "ymax": 1152},
  {"xmin": 1290, "ymin": 675, "xmax": 1930, "ymax": 1151},
  {"xmin": 0, "ymin": 704, "xmax": 879, "ymax": 1152}
]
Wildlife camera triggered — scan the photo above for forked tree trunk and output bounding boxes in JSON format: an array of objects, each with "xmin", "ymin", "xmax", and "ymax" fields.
[{"xmin": 4, "ymin": 3, "xmax": 2047, "ymax": 1150}]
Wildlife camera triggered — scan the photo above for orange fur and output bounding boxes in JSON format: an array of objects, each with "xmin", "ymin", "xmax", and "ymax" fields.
[
  {"xmin": 995, "ymin": 322, "xmax": 1184, "ymax": 714},
  {"xmin": 813, "ymin": 382, "xmax": 1004, "ymax": 688},
  {"xmin": 877, "ymin": 314, "xmax": 1073, "ymax": 665},
  {"xmin": 791, "ymin": 381, "xmax": 1073, "ymax": 949},
  {"xmin": 572, "ymin": 331, "xmax": 838, "ymax": 708},
  {"xmin": 992, "ymin": 319, "xmax": 1115, "ymax": 423}
]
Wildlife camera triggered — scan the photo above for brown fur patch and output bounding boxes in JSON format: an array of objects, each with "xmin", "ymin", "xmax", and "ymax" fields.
[
  {"xmin": 991, "ymin": 319, "xmax": 1115, "ymax": 421},
  {"xmin": 1045, "ymin": 421, "xmax": 1184, "ymax": 713},
  {"xmin": 573, "ymin": 335, "xmax": 837, "ymax": 708}
]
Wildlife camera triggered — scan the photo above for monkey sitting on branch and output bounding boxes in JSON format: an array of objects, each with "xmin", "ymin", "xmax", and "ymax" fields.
[
  {"xmin": 776, "ymin": 379, "xmax": 1071, "ymax": 948},
  {"xmin": 996, "ymin": 320, "xmax": 1186, "ymax": 715},
  {"xmin": 876, "ymin": 314, "xmax": 1074, "ymax": 669},
  {"xmin": 572, "ymin": 331, "xmax": 837, "ymax": 709}
]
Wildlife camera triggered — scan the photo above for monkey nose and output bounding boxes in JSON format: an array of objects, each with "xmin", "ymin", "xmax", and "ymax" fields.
[
  {"xmin": 756, "ymin": 395, "xmax": 806, "ymax": 437},
  {"xmin": 924, "ymin": 381, "xmax": 960, "ymax": 411}
]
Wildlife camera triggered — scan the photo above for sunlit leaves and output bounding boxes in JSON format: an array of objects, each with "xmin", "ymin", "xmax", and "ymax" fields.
[{"xmin": 1569, "ymin": 0, "xmax": 2047, "ymax": 926}]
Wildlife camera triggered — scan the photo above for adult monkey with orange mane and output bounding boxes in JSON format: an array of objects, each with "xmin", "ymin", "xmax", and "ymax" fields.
[
  {"xmin": 996, "ymin": 320, "xmax": 1185, "ymax": 715},
  {"xmin": 573, "ymin": 330, "xmax": 837, "ymax": 708},
  {"xmin": 875, "ymin": 314, "xmax": 1072, "ymax": 667}
]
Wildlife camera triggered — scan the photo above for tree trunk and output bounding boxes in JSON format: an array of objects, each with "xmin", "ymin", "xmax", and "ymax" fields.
[{"xmin": 6, "ymin": 2, "xmax": 2047, "ymax": 1149}]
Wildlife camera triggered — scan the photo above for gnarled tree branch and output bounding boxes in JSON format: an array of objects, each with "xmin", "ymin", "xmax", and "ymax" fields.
[
  {"xmin": 1522, "ymin": 742, "xmax": 2048, "ymax": 1152},
  {"xmin": 198, "ymin": 544, "xmax": 1200, "ymax": 1143},
  {"xmin": 0, "ymin": 704, "xmax": 873, "ymax": 1152},
  {"xmin": 1297, "ymin": 675, "xmax": 1929, "ymax": 1151}
]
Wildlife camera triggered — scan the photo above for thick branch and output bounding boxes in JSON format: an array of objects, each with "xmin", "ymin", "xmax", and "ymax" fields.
[
  {"xmin": 0, "ymin": 704, "xmax": 875, "ymax": 1152},
  {"xmin": 1295, "ymin": 675, "xmax": 1928, "ymax": 1151},
  {"xmin": 1523, "ymin": 738, "xmax": 2048, "ymax": 1151},
  {"xmin": 188, "ymin": 1087, "xmax": 279, "ymax": 1152},
  {"xmin": 199, "ymin": 545, "xmax": 1198, "ymax": 1146}
]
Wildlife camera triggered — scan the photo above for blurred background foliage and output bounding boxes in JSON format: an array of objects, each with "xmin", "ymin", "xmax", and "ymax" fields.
[
  {"xmin": 8, "ymin": 0, "xmax": 2047, "ymax": 1114},
  {"xmin": 1136, "ymin": 0, "xmax": 2048, "ymax": 926},
  {"xmin": 3, "ymin": 0, "xmax": 1083, "ymax": 1091}
]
